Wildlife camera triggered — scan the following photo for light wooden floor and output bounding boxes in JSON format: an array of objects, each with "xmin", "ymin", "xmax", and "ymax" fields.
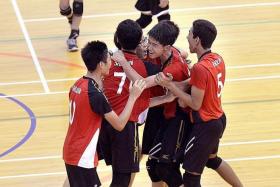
[{"xmin": 0, "ymin": 0, "xmax": 280, "ymax": 186}]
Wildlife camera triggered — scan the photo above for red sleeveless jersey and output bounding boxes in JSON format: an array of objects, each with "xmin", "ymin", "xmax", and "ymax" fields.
[{"xmin": 190, "ymin": 52, "xmax": 225, "ymax": 121}]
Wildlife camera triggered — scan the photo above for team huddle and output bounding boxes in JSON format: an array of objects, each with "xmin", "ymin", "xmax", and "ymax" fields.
[{"xmin": 61, "ymin": 2, "xmax": 243, "ymax": 186}]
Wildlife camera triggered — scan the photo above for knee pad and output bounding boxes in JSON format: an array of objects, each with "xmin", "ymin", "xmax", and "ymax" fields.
[
  {"xmin": 157, "ymin": 13, "xmax": 170, "ymax": 22},
  {"xmin": 206, "ymin": 156, "xmax": 222, "ymax": 170},
  {"xmin": 136, "ymin": 14, "xmax": 152, "ymax": 28},
  {"xmin": 146, "ymin": 159, "xmax": 161, "ymax": 182},
  {"xmin": 111, "ymin": 172, "xmax": 131, "ymax": 187},
  {"xmin": 73, "ymin": 1, "xmax": 83, "ymax": 16},
  {"xmin": 183, "ymin": 172, "xmax": 201, "ymax": 187},
  {"xmin": 156, "ymin": 163, "xmax": 183, "ymax": 187},
  {"xmin": 60, "ymin": 6, "xmax": 72, "ymax": 16}
]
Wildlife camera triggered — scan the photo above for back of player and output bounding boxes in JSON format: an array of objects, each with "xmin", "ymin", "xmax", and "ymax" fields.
[{"xmin": 99, "ymin": 19, "xmax": 149, "ymax": 187}]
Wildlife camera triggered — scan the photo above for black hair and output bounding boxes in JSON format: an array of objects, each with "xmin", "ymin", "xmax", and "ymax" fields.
[
  {"xmin": 115, "ymin": 19, "xmax": 143, "ymax": 50},
  {"xmin": 81, "ymin": 41, "xmax": 108, "ymax": 72},
  {"xmin": 192, "ymin": 19, "xmax": 217, "ymax": 49},
  {"xmin": 148, "ymin": 20, "xmax": 179, "ymax": 46}
]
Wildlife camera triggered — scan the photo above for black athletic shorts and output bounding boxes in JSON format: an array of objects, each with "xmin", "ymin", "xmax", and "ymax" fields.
[
  {"xmin": 142, "ymin": 106, "xmax": 164, "ymax": 154},
  {"xmin": 183, "ymin": 112, "xmax": 226, "ymax": 174},
  {"xmin": 149, "ymin": 111, "xmax": 193, "ymax": 163},
  {"xmin": 135, "ymin": 0, "xmax": 169, "ymax": 16},
  {"xmin": 65, "ymin": 163, "xmax": 101, "ymax": 187},
  {"xmin": 98, "ymin": 120, "xmax": 140, "ymax": 173}
]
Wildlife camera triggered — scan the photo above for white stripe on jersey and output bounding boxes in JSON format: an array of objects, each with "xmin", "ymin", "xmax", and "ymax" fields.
[{"xmin": 78, "ymin": 128, "xmax": 99, "ymax": 168}]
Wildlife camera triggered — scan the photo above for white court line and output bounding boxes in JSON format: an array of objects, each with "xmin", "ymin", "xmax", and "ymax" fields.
[
  {"xmin": 23, "ymin": 2, "xmax": 280, "ymax": 23},
  {"xmin": 1, "ymin": 138, "xmax": 279, "ymax": 163},
  {"xmin": 227, "ymin": 62, "xmax": 280, "ymax": 69},
  {"xmin": 227, "ymin": 75, "xmax": 280, "ymax": 82},
  {"xmin": 0, "ymin": 78, "xmax": 77, "ymax": 86},
  {"xmin": 1, "ymin": 62, "xmax": 280, "ymax": 86},
  {"xmin": 1, "ymin": 74, "xmax": 280, "ymax": 98},
  {"xmin": 0, "ymin": 91, "xmax": 68, "ymax": 98},
  {"xmin": 11, "ymin": 0, "xmax": 49, "ymax": 93},
  {"xmin": 0, "ymin": 154, "xmax": 280, "ymax": 179}
]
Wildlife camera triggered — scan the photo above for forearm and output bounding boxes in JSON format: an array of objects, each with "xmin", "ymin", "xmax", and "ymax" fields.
[
  {"xmin": 173, "ymin": 79, "xmax": 190, "ymax": 91},
  {"xmin": 168, "ymin": 83, "xmax": 199, "ymax": 110},
  {"xmin": 120, "ymin": 61, "xmax": 143, "ymax": 81},
  {"xmin": 118, "ymin": 96, "xmax": 137, "ymax": 129},
  {"xmin": 149, "ymin": 95, "xmax": 171, "ymax": 108}
]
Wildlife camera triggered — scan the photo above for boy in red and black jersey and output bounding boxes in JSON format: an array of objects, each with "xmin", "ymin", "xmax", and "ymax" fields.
[
  {"xmin": 114, "ymin": 20, "xmax": 191, "ymax": 187},
  {"xmin": 63, "ymin": 41, "xmax": 145, "ymax": 187},
  {"xmin": 99, "ymin": 19, "xmax": 156, "ymax": 187},
  {"xmin": 155, "ymin": 19, "xmax": 243, "ymax": 187}
]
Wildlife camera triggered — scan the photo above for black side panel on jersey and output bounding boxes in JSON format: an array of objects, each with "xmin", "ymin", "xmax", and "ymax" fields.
[
  {"xmin": 143, "ymin": 61, "xmax": 161, "ymax": 76},
  {"xmin": 88, "ymin": 79, "xmax": 112, "ymax": 115}
]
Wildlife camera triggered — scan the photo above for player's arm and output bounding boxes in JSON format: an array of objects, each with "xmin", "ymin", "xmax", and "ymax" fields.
[
  {"xmin": 112, "ymin": 50, "xmax": 157, "ymax": 88},
  {"xmin": 155, "ymin": 72, "xmax": 204, "ymax": 110},
  {"xmin": 104, "ymin": 79, "xmax": 146, "ymax": 131},
  {"xmin": 149, "ymin": 91, "xmax": 176, "ymax": 108}
]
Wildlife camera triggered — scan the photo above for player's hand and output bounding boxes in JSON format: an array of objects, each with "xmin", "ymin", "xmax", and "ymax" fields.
[
  {"xmin": 130, "ymin": 79, "xmax": 146, "ymax": 99},
  {"xmin": 111, "ymin": 50, "xmax": 127, "ymax": 66},
  {"xmin": 155, "ymin": 72, "xmax": 173, "ymax": 88},
  {"xmin": 178, "ymin": 98, "xmax": 187, "ymax": 108},
  {"xmin": 165, "ymin": 90, "xmax": 177, "ymax": 103},
  {"xmin": 159, "ymin": 0, "xmax": 169, "ymax": 8}
]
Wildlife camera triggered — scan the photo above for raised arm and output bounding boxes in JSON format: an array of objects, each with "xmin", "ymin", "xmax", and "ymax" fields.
[{"xmin": 112, "ymin": 50, "xmax": 158, "ymax": 88}]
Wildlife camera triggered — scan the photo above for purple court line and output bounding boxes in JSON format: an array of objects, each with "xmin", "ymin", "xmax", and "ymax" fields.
[{"xmin": 0, "ymin": 93, "xmax": 36, "ymax": 158}]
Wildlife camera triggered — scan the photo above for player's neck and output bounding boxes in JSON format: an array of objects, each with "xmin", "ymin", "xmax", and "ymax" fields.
[
  {"xmin": 85, "ymin": 71, "xmax": 102, "ymax": 87},
  {"xmin": 160, "ymin": 50, "xmax": 172, "ymax": 63},
  {"xmin": 122, "ymin": 49, "xmax": 136, "ymax": 54},
  {"xmin": 197, "ymin": 48, "xmax": 211, "ymax": 61}
]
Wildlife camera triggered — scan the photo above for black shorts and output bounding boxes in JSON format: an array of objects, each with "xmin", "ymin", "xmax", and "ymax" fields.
[
  {"xmin": 65, "ymin": 163, "xmax": 101, "ymax": 187},
  {"xmin": 98, "ymin": 120, "xmax": 140, "ymax": 173},
  {"xmin": 183, "ymin": 113, "xmax": 226, "ymax": 174},
  {"xmin": 135, "ymin": 0, "xmax": 169, "ymax": 16},
  {"xmin": 149, "ymin": 112, "xmax": 192, "ymax": 163},
  {"xmin": 142, "ymin": 106, "xmax": 164, "ymax": 154}
]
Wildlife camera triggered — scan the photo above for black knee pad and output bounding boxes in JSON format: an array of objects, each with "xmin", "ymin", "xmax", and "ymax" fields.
[
  {"xmin": 60, "ymin": 6, "xmax": 72, "ymax": 16},
  {"xmin": 156, "ymin": 162, "xmax": 183, "ymax": 187},
  {"xmin": 136, "ymin": 14, "xmax": 152, "ymax": 28},
  {"xmin": 73, "ymin": 1, "xmax": 83, "ymax": 16},
  {"xmin": 110, "ymin": 172, "xmax": 131, "ymax": 187},
  {"xmin": 146, "ymin": 159, "xmax": 161, "ymax": 182},
  {"xmin": 206, "ymin": 156, "xmax": 222, "ymax": 170},
  {"xmin": 157, "ymin": 13, "xmax": 170, "ymax": 22},
  {"xmin": 183, "ymin": 172, "xmax": 201, "ymax": 187}
]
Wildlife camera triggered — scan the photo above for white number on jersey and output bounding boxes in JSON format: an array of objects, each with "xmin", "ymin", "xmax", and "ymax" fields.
[
  {"xmin": 69, "ymin": 100, "xmax": 76, "ymax": 125},
  {"xmin": 114, "ymin": 72, "xmax": 127, "ymax": 94},
  {"xmin": 217, "ymin": 73, "xmax": 224, "ymax": 98}
]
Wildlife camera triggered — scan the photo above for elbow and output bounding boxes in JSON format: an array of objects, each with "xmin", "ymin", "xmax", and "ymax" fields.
[
  {"xmin": 192, "ymin": 103, "xmax": 201, "ymax": 111},
  {"xmin": 115, "ymin": 123, "xmax": 125, "ymax": 132}
]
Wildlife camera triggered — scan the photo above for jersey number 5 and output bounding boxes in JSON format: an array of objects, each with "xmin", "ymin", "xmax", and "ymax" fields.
[
  {"xmin": 69, "ymin": 100, "xmax": 76, "ymax": 125},
  {"xmin": 217, "ymin": 73, "xmax": 224, "ymax": 98}
]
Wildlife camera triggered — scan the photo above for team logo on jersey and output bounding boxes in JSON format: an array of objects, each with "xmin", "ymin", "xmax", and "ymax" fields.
[
  {"xmin": 114, "ymin": 60, "xmax": 133, "ymax": 67},
  {"xmin": 212, "ymin": 58, "xmax": 222, "ymax": 67}
]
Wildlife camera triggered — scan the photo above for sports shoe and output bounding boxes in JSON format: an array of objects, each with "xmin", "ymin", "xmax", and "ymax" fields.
[{"xmin": 66, "ymin": 38, "xmax": 78, "ymax": 52}]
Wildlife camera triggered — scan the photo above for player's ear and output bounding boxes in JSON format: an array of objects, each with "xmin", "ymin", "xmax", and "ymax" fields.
[
  {"xmin": 99, "ymin": 61, "xmax": 105, "ymax": 68},
  {"xmin": 195, "ymin": 37, "xmax": 200, "ymax": 44},
  {"xmin": 164, "ymin": 45, "xmax": 171, "ymax": 51}
]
